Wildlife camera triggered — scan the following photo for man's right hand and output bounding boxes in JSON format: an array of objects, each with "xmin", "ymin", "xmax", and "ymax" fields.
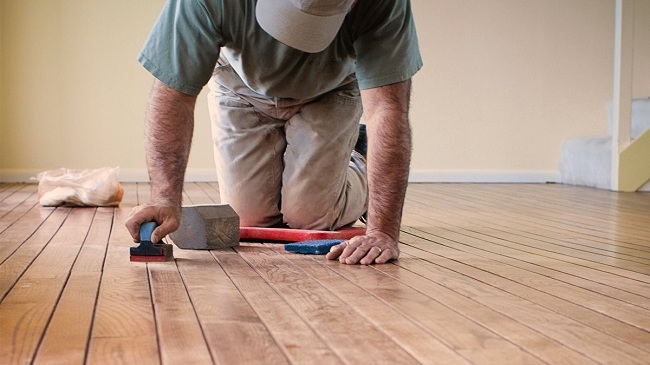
[{"xmin": 124, "ymin": 202, "xmax": 181, "ymax": 244}]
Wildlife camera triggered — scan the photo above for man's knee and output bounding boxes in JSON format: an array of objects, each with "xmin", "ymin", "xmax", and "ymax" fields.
[
  {"xmin": 282, "ymin": 204, "xmax": 335, "ymax": 231},
  {"xmin": 228, "ymin": 200, "xmax": 282, "ymax": 228}
]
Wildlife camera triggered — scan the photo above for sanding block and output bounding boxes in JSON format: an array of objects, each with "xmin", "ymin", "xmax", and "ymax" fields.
[
  {"xmin": 130, "ymin": 222, "xmax": 174, "ymax": 262},
  {"xmin": 169, "ymin": 204, "xmax": 239, "ymax": 249},
  {"xmin": 284, "ymin": 239, "xmax": 345, "ymax": 255}
]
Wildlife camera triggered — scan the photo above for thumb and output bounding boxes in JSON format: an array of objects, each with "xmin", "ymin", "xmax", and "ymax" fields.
[
  {"xmin": 151, "ymin": 227, "xmax": 163, "ymax": 243},
  {"xmin": 151, "ymin": 219, "xmax": 180, "ymax": 243}
]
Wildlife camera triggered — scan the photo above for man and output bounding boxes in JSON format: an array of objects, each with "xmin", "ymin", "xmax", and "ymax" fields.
[{"xmin": 125, "ymin": 0, "xmax": 422, "ymax": 265}]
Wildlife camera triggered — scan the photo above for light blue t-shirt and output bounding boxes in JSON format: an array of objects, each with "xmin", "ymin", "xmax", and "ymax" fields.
[{"xmin": 138, "ymin": 0, "xmax": 422, "ymax": 99}]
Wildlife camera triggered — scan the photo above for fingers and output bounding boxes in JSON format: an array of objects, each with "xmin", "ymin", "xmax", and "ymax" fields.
[
  {"xmin": 124, "ymin": 206, "xmax": 146, "ymax": 243},
  {"xmin": 124, "ymin": 204, "xmax": 181, "ymax": 243},
  {"xmin": 326, "ymin": 234, "xmax": 399, "ymax": 265},
  {"xmin": 344, "ymin": 243, "xmax": 388, "ymax": 265},
  {"xmin": 374, "ymin": 247, "xmax": 395, "ymax": 264},
  {"xmin": 359, "ymin": 246, "xmax": 383, "ymax": 265},
  {"xmin": 325, "ymin": 243, "xmax": 345, "ymax": 261}
]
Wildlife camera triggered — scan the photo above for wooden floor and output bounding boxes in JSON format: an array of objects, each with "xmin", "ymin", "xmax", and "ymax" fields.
[{"xmin": 1, "ymin": 182, "xmax": 649, "ymax": 365}]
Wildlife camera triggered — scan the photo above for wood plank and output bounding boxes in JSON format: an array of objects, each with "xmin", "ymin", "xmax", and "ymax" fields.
[
  {"xmin": 402, "ymin": 207, "xmax": 650, "ymax": 289},
  {"xmin": 134, "ymin": 182, "xmax": 150, "ymax": 206},
  {"xmin": 0, "ymin": 188, "xmax": 46, "ymax": 262},
  {"xmin": 486, "ymin": 184, "xmax": 650, "ymax": 239},
  {"xmin": 87, "ymin": 265, "xmax": 160, "ymax": 364},
  {"xmin": 398, "ymin": 231, "xmax": 650, "ymax": 353},
  {"xmin": 1, "ymin": 182, "xmax": 649, "ymax": 365},
  {"xmin": 0, "ymin": 184, "xmax": 26, "ymax": 206},
  {"xmin": 0, "ymin": 184, "xmax": 36, "ymax": 219},
  {"xmin": 148, "ymin": 261, "xmax": 214, "ymax": 365},
  {"xmin": 0, "ymin": 303, "xmax": 53, "ymax": 364},
  {"xmin": 120, "ymin": 183, "xmax": 138, "ymax": 206},
  {"xmin": 407, "ymin": 185, "xmax": 650, "ymax": 256},
  {"xmin": 376, "ymin": 255, "xmax": 600, "ymax": 365},
  {"xmin": 401, "ymin": 199, "xmax": 650, "ymax": 301},
  {"xmin": 403, "ymin": 189, "xmax": 650, "ymax": 281},
  {"xmin": 199, "ymin": 182, "xmax": 221, "ymax": 202},
  {"xmin": 209, "ymin": 248, "xmax": 342, "ymax": 365},
  {"xmin": 391, "ymin": 247, "xmax": 647, "ymax": 365},
  {"xmin": 444, "ymin": 225, "xmax": 650, "ymax": 302},
  {"xmin": 512, "ymin": 183, "xmax": 650, "ymax": 213},
  {"xmin": 178, "ymin": 248, "xmax": 290, "ymax": 364},
  {"xmin": 407, "ymin": 184, "xmax": 650, "ymax": 244},
  {"xmin": 87, "ymin": 198, "xmax": 159, "ymax": 364},
  {"xmin": 235, "ymin": 244, "xmax": 432, "ymax": 365},
  {"xmin": 182, "ymin": 182, "xmax": 218, "ymax": 205},
  {"xmin": 273, "ymin": 246, "xmax": 472, "ymax": 365},
  {"xmin": 0, "ymin": 183, "xmax": 25, "ymax": 202},
  {"xmin": 484, "ymin": 185, "xmax": 650, "ymax": 241},
  {"xmin": 407, "ymin": 184, "xmax": 650, "ymax": 247},
  {"xmin": 0, "ymin": 208, "xmax": 95, "ymax": 364},
  {"xmin": 318, "ymin": 256, "xmax": 546, "ymax": 365},
  {"xmin": 32, "ymin": 207, "xmax": 114, "ymax": 364},
  {"xmin": 0, "ymin": 206, "xmax": 63, "ymax": 299}
]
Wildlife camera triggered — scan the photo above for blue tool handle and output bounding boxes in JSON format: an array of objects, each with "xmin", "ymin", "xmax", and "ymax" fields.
[{"xmin": 140, "ymin": 221, "xmax": 157, "ymax": 243}]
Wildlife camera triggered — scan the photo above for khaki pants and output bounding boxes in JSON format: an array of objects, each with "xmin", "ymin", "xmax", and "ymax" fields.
[{"xmin": 207, "ymin": 64, "xmax": 367, "ymax": 230}]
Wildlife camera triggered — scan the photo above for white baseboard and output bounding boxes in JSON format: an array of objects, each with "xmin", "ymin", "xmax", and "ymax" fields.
[
  {"xmin": 1, "ymin": 167, "xmax": 559, "ymax": 184},
  {"xmin": 0, "ymin": 169, "xmax": 40, "ymax": 183},
  {"xmin": 118, "ymin": 168, "xmax": 219, "ymax": 182},
  {"xmin": 408, "ymin": 169, "xmax": 560, "ymax": 184},
  {"xmin": 0, "ymin": 168, "xmax": 218, "ymax": 183}
]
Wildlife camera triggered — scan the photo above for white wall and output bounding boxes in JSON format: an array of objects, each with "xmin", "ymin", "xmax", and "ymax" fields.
[{"xmin": 1, "ymin": 0, "xmax": 648, "ymax": 183}]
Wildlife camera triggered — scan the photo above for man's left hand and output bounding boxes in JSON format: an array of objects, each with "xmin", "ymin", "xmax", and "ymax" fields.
[{"xmin": 325, "ymin": 231, "xmax": 399, "ymax": 265}]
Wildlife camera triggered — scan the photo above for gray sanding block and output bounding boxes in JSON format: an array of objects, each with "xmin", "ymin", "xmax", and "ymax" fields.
[{"xmin": 169, "ymin": 204, "xmax": 240, "ymax": 249}]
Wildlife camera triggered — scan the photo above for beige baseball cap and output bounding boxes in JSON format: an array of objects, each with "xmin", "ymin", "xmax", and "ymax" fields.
[{"xmin": 256, "ymin": 0, "xmax": 356, "ymax": 53}]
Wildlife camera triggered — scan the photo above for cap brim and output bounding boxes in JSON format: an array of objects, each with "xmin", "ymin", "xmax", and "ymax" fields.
[{"xmin": 256, "ymin": 0, "xmax": 346, "ymax": 53}]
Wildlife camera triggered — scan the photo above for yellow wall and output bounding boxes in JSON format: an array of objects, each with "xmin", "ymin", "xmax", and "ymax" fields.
[
  {"xmin": 409, "ymin": 0, "xmax": 649, "ymax": 182},
  {"xmin": 0, "ymin": 0, "xmax": 217, "ymax": 181},
  {"xmin": 0, "ymin": 0, "xmax": 648, "ymax": 182},
  {"xmin": 634, "ymin": 0, "xmax": 650, "ymax": 98}
]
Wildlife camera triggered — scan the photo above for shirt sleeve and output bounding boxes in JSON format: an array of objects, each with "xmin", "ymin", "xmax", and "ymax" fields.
[
  {"xmin": 352, "ymin": 0, "xmax": 423, "ymax": 90},
  {"xmin": 138, "ymin": 0, "xmax": 223, "ymax": 96}
]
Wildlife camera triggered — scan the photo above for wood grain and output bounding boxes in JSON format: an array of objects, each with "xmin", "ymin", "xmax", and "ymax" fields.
[{"xmin": 1, "ymin": 182, "xmax": 649, "ymax": 365}]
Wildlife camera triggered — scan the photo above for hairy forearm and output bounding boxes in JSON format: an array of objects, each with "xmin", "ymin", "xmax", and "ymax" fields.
[
  {"xmin": 144, "ymin": 80, "xmax": 197, "ymax": 206},
  {"xmin": 362, "ymin": 80, "xmax": 413, "ymax": 241}
]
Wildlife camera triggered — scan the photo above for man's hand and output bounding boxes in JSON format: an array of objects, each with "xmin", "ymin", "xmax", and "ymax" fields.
[
  {"xmin": 124, "ymin": 79, "xmax": 196, "ymax": 243},
  {"xmin": 327, "ymin": 80, "xmax": 412, "ymax": 265},
  {"xmin": 326, "ymin": 231, "xmax": 399, "ymax": 265},
  {"xmin": 124, "ymin": 201, "xmax": 181, "ymax": 243}
]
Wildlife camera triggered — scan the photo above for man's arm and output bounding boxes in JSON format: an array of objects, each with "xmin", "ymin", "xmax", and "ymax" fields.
[
  {"xmin": 125, "ymin": 79, "xmax": 197, "ymax": 243},
  {"xmin": 327, "ymin": 79, "xmax": 412, "ymax": 264}
]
